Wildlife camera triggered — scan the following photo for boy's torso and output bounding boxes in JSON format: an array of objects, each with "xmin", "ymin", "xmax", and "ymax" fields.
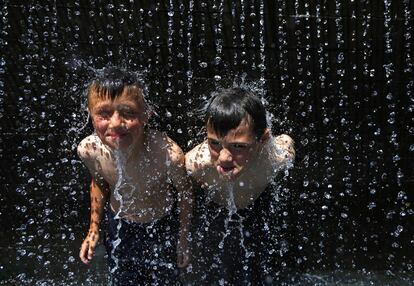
[{"xmin": 80, "ymin": 130, "xmax": 177, "ymax": 223}]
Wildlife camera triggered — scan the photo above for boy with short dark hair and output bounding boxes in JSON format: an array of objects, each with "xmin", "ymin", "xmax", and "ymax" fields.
[
  {"xmin": 77, "ymin": 67, "xmax": 192, "ymax": 285},
  {"xmin": 186, "ymin": 87, "xmax": 295, "ymax": 284}
]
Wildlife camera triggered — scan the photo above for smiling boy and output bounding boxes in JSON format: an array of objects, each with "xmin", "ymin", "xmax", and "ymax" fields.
[
  {"xmin": 185, "ymin": 87, "xmax": 295, "ymax": 284},
  {"xmin": 77, "ymin": 67, "xmax": 192, "ymax": 285}
]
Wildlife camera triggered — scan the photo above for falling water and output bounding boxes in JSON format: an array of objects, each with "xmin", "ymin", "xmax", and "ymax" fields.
[
  {"xmin": 2, "ymin": 1, "xmax": 414, "ymax": 285},
  {"xmin": 110, "ymin": 150, "xmax": 132, "ymax": 275},
  {"xmin": 217, "ymin": 183, "xmax": 252, "ymax": 265},
  {"xmin": 383, "ymin": 0, "xmax": 401, "ymax": 194},
  {"xmin": 276, "ymin": 0, "xmax": 290, "ymax": 131},
  {"xmin": 186, "ymin": 0, "xmax": 194, "ymax": 97},
  {"xmin": 230, "ymin": 1, "xmax": 238, "ymax": 67},
  {"xmin": 213, "ymin": 0, "xmax": 225, "ymax": 83},
  {"xmin": 258, "ymin": 0, "xmax": 266, "ymax": 86},
  {"xmin": 403, "ymin": 0, "xmax": 413, "ymax": 167},
  {"xmin": 239, "ymin": 0, "xmax": 247, "ymax": 66},
  {"xmin": 0, "ymin": 1, "xmax": 8, "ymax": 125},
  {"xmin": 167, "ymin": 0, "xmax": 175, "ymax": 99}
]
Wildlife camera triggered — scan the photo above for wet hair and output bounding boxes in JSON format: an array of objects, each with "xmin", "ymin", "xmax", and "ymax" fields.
[
  {"xmin": 87, "ymin": 67, "xmax": 147, "ymax": 111},
  {"xmin": 205, "ymin": 87, "xmax": 267, "ymax": 140}
]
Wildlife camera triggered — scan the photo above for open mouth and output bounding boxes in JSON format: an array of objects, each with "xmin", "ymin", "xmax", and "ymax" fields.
[
  {"xmin": 217, "ymin": 165, "xmax": 235, "ymax": 175},
  {"xmin": 107, "ymin": 132, "xmax": 127, "ymax": 140}
]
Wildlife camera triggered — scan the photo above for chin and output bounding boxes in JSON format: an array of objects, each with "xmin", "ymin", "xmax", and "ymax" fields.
[
  {"xmin": 219, "ymin": 170, "xmax": 242, "ymax": 181},
  {"xmin": 106, "ymin": 137, "xmax": 133, "ymax": 150}
]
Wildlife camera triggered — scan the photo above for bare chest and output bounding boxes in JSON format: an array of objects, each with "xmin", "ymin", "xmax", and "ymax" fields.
[
  {"xmin": 200, "ymin": 168, "xmax": 270, "ymax": 209},
  {"xmin": 97, "ymin": 156, "xmax": 172, "ymax": 196}
]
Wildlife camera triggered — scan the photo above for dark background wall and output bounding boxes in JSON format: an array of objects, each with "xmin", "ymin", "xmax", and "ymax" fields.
[{"xmin": 0, "ymin": 0, "xmax": 413, "ymax": 284}]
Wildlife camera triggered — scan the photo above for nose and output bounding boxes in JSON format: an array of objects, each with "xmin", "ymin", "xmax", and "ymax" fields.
[
  {"xmin": 109, "ymin": 112, "xmax": 124, "ymax": 128},
  {"xmin": 218, "ymin": 148, "xmax": 232, "ymax": 162}
]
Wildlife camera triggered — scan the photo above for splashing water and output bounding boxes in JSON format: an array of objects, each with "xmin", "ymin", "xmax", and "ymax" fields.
[
  {"xmin": 109, "ymin": 149, "xmax": 136, "ymax": 275},
  {"xmin": 2, "ymin": 1, "xmax": 413, "ymax": 285}
]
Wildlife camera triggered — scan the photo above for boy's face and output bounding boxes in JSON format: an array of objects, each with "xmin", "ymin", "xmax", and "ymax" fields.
[
  {"xmin": 90, "ymin": 93, "xmax": 147, "ymax": 151},
  {"xmin": 207, "ymin": 119, "xmax": 262, "ymax": 181}
]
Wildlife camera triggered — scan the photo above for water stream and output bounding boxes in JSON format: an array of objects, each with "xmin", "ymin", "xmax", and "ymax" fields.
[{"xmin": 1, "ymin": 1, "xmax": 413, "ymax": 285}]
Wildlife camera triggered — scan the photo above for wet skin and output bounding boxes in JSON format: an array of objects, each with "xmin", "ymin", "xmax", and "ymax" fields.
[
  {"xmin": 78, "ymin": 93, "xmax": 192, "ymax": 268},
  {"xmin": 186, "ymin": 120, "xmax": 295, "ymax": 209},
  {"xmin": 90, "ymin": 94, "xmax": 147, "ymax": 152},
  {"xmin": 206, "ymin": 121, "xmax": 264, "ymax": 181}
]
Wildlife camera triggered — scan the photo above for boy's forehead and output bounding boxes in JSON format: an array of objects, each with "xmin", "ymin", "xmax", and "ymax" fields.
[
  {"xmin": 88, "ymin": 84, "xmax": 145, "ymax": 108},
  {"xmin": 207, "ymin": 119, "xmax": 255, "ymax": 139},
  {"xmin": 89, "ymin": 91, "xmax": 145, "ymax": 110}
]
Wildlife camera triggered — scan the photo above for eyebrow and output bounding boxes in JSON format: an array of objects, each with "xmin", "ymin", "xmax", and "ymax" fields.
[
  {"xmin": 207, "ymin": 137, "xmax": 252, "ymax": 145},
  {"xmin": 117, "ymin": 104, "xmax": 137, "ymax": 111},
  {"xmin": 93, "ymin": 105, "xmax": 111, "ymax": 113}
]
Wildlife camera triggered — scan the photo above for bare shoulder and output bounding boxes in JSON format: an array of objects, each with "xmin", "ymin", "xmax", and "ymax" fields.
[
  {"xmin": 77, "ymin": 134, "xmax": 102, "ymax": 161},
  {"xmin": 77, "ymin": 134, "xmax": 109, "ymax": 175},
  {"xmin": 185, "ymin": 141, "xmax": 211, "ymax": 174},
  {"xmin": 148, "ymin": 129, "xmax": 185, "ymax": 166},
  {"xmin": 273, "ymin": 134, "xmax": 295, "ymax": 161},
  {"xmin": 166, "ymin": 136, "xmax": 185, "ymax": 166}
]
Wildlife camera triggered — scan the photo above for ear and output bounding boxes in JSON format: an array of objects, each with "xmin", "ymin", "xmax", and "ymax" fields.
[{"xmin": 259, "ymin": 128, "xmax": 271, "ymax": 144}]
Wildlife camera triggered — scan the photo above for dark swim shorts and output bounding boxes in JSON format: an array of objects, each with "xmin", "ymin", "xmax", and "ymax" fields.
[
  {"xmin": 104, "ymin": 209, "xmax": 180, "ymax": 286},
  {"xmin": 191, "ymin": 185, "xmax": 278, "ymax": 285}
]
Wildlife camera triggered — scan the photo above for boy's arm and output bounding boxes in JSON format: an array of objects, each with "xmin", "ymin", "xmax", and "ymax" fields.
[
  {"xmin": 184, "ymin": 141, "xmax": 210, "ymax": 185},
  {"xmin": 77, "ymin": 137, "xmax": 110, "ymax": 265},
  {"xmin": 79, "ymin": 178, "xmax": 109, "ymax": 265},
  {"xmin": 168, "ymin": 141, "xmax": 193, "ymax": 268}
]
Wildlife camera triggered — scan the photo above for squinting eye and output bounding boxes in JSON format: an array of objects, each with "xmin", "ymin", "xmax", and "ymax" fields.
[
  {"xmin": 233, "ymin": 144, "xmax": 248, "ymax": 149},
  {"xmin": 96, "ymin": 111, "xmax": 111, "ymax": 118},
  {"xmin": 208, "ymin": 140, "xmax": 221, "ymax": 149},
  {"xmin": 121, "ymin": 111, "xmax": 138, "ymax": 118}
]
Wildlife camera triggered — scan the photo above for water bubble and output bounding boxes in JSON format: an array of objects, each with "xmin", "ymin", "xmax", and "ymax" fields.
[
  {"xmin": 397, "ymin": 191, "xmax": 406, "ymax": 200},
  {"xmin": 337, "ymin": 52, "xmax": 344, "ymax": 63}
]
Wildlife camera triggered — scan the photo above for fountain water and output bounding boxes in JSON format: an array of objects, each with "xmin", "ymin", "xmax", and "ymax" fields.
[{"xmin": 1, "ymin": 1, "xmax": 413, "ymax": 285}]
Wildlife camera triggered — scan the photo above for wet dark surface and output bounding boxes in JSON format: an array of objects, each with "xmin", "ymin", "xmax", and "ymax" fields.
[{"xmin": 1, "ymin": 0, "xmax": 413, "ymax": 285}]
